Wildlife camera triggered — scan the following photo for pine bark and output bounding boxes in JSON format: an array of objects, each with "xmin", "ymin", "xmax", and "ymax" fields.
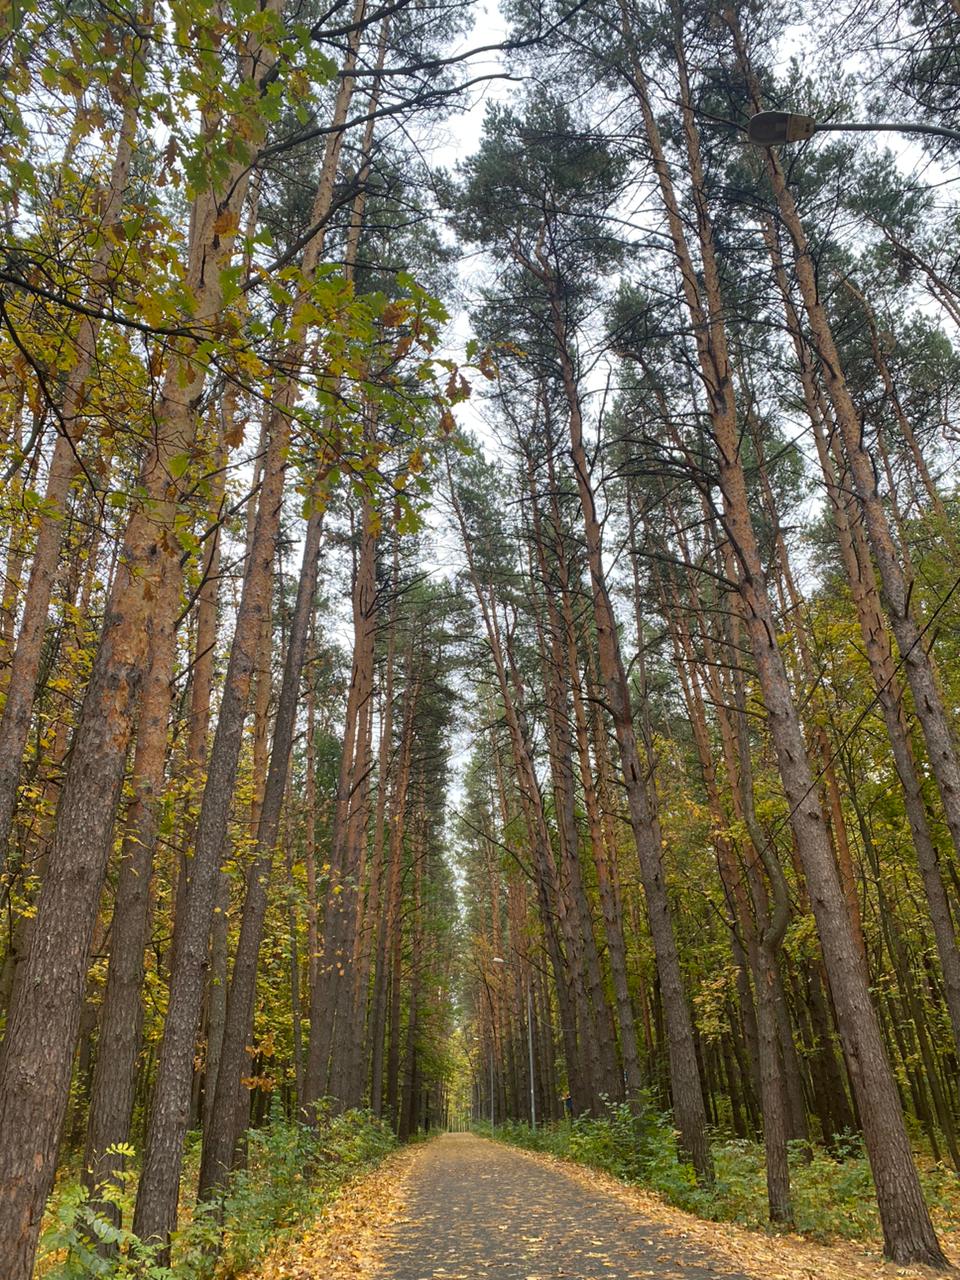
[
  {"xmin": 542, "ymin": 279, "xmax": 712, "ymax": 1179},
  {"xmin": 369, "ymin": 651, "xmax": 419, "ymax": 1116},
  {"xmin": 524, "ymin": 446, "xmax": 621, "ymax": 1102},
  {"xmin": 0, "ymin": 48, "xmax": 266, "ymax": 1265},
  {"xmin": 762, "ymin": 215, "xmax": 960, "ymax": 1064},
  {"xmin": 198, "ymin": 506, "xmax": 323, "ymax": 1196},
  {"xmin": 618, "ymin": 6, "xmax": 946, "ymax": 1260},
  {"xmin": 81, "ymin": 547, "xmax": 180, "ymax": 1218},
  {"xmin": 304, "ymin": 496, "xmax": 377, "ymax": 1109},
  {"xmin": 0, "ymin": 33, "xmax": 147, "ymax": 878},
  {"xmin": 132, "ymin": 401, "xmax": 287, "ymax": 1248}
]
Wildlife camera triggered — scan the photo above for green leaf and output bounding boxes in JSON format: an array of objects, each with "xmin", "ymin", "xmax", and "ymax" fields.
[{"xmin": 168, "ymin": 451, "xmax": 191, "ymax": 479}]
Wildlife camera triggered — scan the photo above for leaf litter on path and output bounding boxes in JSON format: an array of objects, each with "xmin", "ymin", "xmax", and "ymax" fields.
[
  {"xmin": 234, "ymin": 1136, "xmax": 958, "ymax": 1280},
  {"xmin": 234, "ymin": 1143, "xmax": 426, "ymax": 1280},
  {"xmin": 510, "ymin": 1146, "xmax": 959, "ymax": 1280}
]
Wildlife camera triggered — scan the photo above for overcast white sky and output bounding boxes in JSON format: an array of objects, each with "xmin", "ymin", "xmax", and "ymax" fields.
[{"xmin": 321, "ymin": 1, "xmax": 960, "ymax": 822}]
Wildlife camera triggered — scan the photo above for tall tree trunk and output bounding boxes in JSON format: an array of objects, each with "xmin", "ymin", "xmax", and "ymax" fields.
[
  {"xmin": 398, "ymin": 814, "xmax": 424, "ymax": 1141},
  {"xmin": 619, "ymin": 8, "xmax": 945, "ymax": 1261},
  {"xmin": 360, "ymin": 527, "xmax": 398, "ymax": 1104},
  {"xmin": 369, "ymin": 651, "xmax": 419, "ymax": 1117},
  {"xmin": 328, "ymin": 611, "xmax": 377, "ymax": 1108},
  {"xmin": 524, "ymin": 438, "xmax": 625, "ymax": 1101},
  {"xmin": 655, "ymin": 561, "xmax": 765, "ymax": 1134},
  {"xmin": 81, "ymin": 547, "xmax": 180, "ymax": 1221},
  {"xmin": 761, "ymin": 213, "xmax": 960, "ymax": 1064},
  {"xmin": 304, "ymin": 495, "xmax": 377, "ymax": 1111},
  {"xmin": 842, "ymin": 277, "xmax": 957, "ymax": 551},
  {"xmin": 733, "ymin": 10, "xmax": 960, "ymax": 1078},
  {"xmin": 447, "ymin": 458, "xmax": 591, "ymax": 1113},
  {"xmin": 728, "ymin": 654, "xmax": 795, "ymax": 1224},
  {"xmin": 540, "ymin": 272, "xmax": 712, "ymax": 1180},
  {"xmin": 523, "ymin": 515, "xmax": 620, "ymax": 1100},
  {"xmin": 0, "ymin": 24, "xmax": 269, "ymax": 1260},
  {"xmin": 304, "ymin": 625, "xmax": 320, "ymax": 1005},
  {"xmin": 284, "ymin": 808, "xmax": 305, "ymax": 1100},
  {"xmin": 566, "ymin": 600, "xmax": 644, "ymax": 1097},
  {"xmin": 743, "ymin": 395, "xmax": 866, "ymax": 964},
  {"xmin": 198, "ymin": 505, "xmax": 324, "ymax": 1198},
  {"xmin": 132, "ymin": 401, "xmax": 286, "ymax": 1249},
  {"xmin": 0, "ymin": 27, "xmax": 148, "ymax": 879}
]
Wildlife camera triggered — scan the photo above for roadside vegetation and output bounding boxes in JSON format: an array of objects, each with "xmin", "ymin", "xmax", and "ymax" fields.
[
  {"xmin": 482, "ymin": 1105, "xmax": 960, "ymax": 1249},
  {"xmin": 38, "ymin": 1110, "xmax": 396, "ymax": 1280}
]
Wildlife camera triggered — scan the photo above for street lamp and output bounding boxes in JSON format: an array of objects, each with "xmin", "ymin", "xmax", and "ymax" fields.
[
  {"xmin": 747, "ymin": 109, "xmax": 960, "ymax": 147},
  {"xmin": 489, "ymin": 1045, "xmax": 495, "ymax": 1130}
]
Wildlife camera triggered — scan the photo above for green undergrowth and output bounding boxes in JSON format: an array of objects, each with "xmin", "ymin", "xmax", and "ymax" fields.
[
  {"xmin": 479, "ymin": 1099, "xmax": 960, "ymax": 1246},
  {"xmin": 37, "ymin": 1106, "xmax": 396, "ymax": 1280}
]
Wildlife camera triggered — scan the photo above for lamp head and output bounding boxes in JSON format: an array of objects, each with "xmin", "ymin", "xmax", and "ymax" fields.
[{"xmin": 747, "ymin": 110, "xmax": 815, "ymax": 145}]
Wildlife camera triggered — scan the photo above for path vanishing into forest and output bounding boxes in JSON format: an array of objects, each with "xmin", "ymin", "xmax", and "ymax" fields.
[{"xmin": 374, "ymin": 1134, "xmax": 753, "ymax": 1280}]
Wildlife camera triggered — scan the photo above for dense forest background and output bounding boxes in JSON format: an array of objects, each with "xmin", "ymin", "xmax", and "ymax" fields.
[{"xmin": 1, "ymin": 0, "xmax": 960, "ymax": 1275}]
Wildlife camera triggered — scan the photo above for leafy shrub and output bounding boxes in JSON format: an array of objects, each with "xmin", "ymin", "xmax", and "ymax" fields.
[
  {"xmin": 38, "ymin": 1108, "xmax": 396, "ymax": 1279},
  {"xmin": 212, "ymin": 1104, "xmax": 396, "ymax": 1275},
  {"xmin": 35, "ymin": 1178, "xmax": 173, "ymax": 1279},
  {"xmin": 483, "ymin": 1102, "xmax": 960, "ymax": 1246},
  {"xmin": 488, "ymin": 1094, "xmax": 701, "ymax": 1214}
]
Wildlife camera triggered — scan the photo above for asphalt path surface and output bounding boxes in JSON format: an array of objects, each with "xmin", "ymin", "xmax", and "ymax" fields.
[{"xmin": 375, "ymin": 1133, "xmax": 754, "ymax": 1280}]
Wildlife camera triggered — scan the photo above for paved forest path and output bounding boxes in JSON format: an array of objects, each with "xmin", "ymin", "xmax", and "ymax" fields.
[{"xmin": 374, "ymin": 1133, "xmax": 753, "ymax": 1280}]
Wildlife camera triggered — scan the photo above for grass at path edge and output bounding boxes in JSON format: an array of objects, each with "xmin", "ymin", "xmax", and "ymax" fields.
[{"xmin": 479, "ymin": 1112, "xmax": 960, "ymax": 1277}]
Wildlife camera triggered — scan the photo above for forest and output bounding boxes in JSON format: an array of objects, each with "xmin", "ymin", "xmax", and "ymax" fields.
[{"xmin": 1, "ymin": 0, "xmax": 959, "ymax": 1276}]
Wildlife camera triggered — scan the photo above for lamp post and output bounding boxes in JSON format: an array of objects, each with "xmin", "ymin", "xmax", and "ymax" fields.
[
  {"xmin": 469, "ymin": 1034, "xmax": 482, "ymax": 1126},
  {"xmin": 489, "ymin": 1044, "xmax": 495, "ymax": 1129},
  {"xmin": 747, "ymin": 109, "xmax": 960, "ymax": 147},
  {"xmin": 526, "ymin": 977, "xmax": 537, "ymax": 1132}
]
